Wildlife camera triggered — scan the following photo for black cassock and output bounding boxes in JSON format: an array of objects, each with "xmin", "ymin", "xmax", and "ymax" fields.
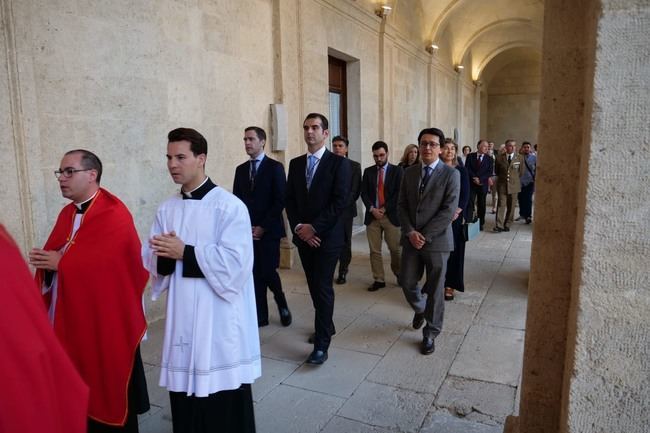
[
  {"xmin": 87, "ymin": 347, "xmax": 150, "ymax": 433},
  {"xmin": 169, "ymin": 384, "xmax": 256, "ymax": 433}
]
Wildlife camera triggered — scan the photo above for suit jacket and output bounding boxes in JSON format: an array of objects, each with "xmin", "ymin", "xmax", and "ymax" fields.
[
  {"xmin": 344, "ymin": 159, "xmax": 362, "ymax": 219},
  {"xmin": 360, "ymin": 163, "xmax": 403, "ymax": 227},
  {"xmin": 494, "ymin": 153, "xmax": 525, "ymax": 194},
  {"xmin": 465, "ymin": 152, "xmax": 494, "ymax": 193},
  {"xmin": 398, "ymin": 162, "xmax": 460, "ymax": 252},
  {"xmin": 285, "ymin": 149, "xmax": 351, "ymax": 250},
  {"xmin": 233, "ymin": 156, "xmax": 287, "ymax": 240}
]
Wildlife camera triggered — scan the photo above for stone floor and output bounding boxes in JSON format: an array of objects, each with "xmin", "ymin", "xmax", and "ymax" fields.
[{"xmin": 138, "ymin": 216, "xmax": 531, "ymax": 433}]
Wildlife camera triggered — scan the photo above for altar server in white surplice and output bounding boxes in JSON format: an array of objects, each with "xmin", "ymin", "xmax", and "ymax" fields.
[{"xmin": 142, "ymin": 127, "xmax": 260, "ymax": 433}]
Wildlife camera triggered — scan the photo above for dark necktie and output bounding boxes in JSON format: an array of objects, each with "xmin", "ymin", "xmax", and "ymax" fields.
[
  {"xmin": 508, "ymin": 155, "xmax": 512, "ymax": 163},
  {"xmin": 420, "ymin": 166, "xmax": 432, "ymax": 195},
  {"xmin": 250, "ymin": 160, "xmax": 258, "ymax": 188}
]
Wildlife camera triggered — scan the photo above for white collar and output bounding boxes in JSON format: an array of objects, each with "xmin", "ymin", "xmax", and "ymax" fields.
[
  {"xmin": 74, "ymin": 190, "xmax": 99, "ymax": 209},
  {"xmin": 182, "ymin": 176, "xmax": 209, "ymax": 196},
  {"xmin": 307, "ymin": 145, "xmax": 327, "ymax": 160}
]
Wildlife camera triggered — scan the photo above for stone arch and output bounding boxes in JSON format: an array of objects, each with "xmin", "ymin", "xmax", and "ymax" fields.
[
  {"xmin": 475, "ymin": 41, "xmax": 541, "ymax": 81},
  {"xmin": 454, "ymin": 18, "xmax": 539, "ymax": 65}
]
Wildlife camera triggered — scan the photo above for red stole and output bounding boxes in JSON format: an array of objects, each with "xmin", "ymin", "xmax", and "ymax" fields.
[
  {"xmin": 1, "ymin": 225, "xmax": 89, "ymax": 433},
  {"xmin": 35, "ymin": 189, "xmax": 148, "ymax": 426}
]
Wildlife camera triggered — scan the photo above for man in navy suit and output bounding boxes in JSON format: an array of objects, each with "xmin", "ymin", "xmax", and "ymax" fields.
[
  {"xmin": 233, "ymin": 126, "xmax": 291, "ymax": 327},
  {"xmin": 466, "ymin": 139, "xmax": 494, "ymax": 231},
  {"xmin": 286, "ymin": 113, "xmax": 351, "ymax": 365},
  {"xmin": 360, "ymin": 141, "xmax": 403, "ymax": 291},
  {"xmin": 331, "ymin": 136, "xmax": 362, "ymax": 285}
]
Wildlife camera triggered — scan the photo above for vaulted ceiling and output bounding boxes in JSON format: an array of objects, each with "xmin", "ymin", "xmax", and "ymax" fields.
[{"xmin": 387, "ymin": 0, "xmax": 544, "ymax": 80}]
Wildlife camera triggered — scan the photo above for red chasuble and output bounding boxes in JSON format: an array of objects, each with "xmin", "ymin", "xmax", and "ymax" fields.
[
  {"xmin": 35, "ymin": 188, "xmax": 148, "ymax": 426},
  {"xmin": 0, "ymin": 225, "xmax": 89, "ymax": 433}
]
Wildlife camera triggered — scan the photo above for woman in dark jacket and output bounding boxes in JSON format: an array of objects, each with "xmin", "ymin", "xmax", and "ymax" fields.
[
  {"xmin": 398, "ymin": 144, "xmax": 419, "ymax": 168},
  {"xmin": 441, "ymin": 139, "xmax": 470, "ymax": 300}
]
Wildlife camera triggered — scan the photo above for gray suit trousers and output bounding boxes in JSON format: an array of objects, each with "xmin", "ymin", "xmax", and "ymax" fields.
[{"xmin": 399, "ymin": 242, "xmax": 449, "ymax": 339}]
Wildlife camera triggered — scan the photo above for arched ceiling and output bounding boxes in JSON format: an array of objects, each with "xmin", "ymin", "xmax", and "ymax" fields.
[{"xmin": 389, "ymin": 0, "xmax": 543, "ymax": 80}]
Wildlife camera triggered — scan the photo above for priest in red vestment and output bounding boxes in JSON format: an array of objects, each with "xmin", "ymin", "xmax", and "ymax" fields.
[
  {"xmin": 0, "ymin": 225, "xmax": 88, "ymax": 433},
  {"xmin": 29, "ymin": 149, "xmax": 150, "ymax": 432}
]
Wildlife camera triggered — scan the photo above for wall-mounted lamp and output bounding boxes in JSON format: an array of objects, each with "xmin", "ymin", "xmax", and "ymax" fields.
[
  {"xmin": 454, "ymin": 65, "xmax": 465, "ymax": 73},
  {"xmin": 474, "ymin": 79, "xmax": 483, "ymax": 87},
  {"xmin": 425, "ymin": 43, "xmax": 439, "ymax": 54},
  {"xmin": 375, "ymin": 5, "xmax": 392, "ymax": 18}
]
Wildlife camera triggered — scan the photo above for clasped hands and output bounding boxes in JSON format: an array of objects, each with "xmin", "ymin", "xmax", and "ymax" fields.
[
  {"xmin": 296, "ymin": 224, "xmax": 321, "ymax": 248},
  {"xmin": 252, "ymin": 226, "xmax": 265, "ymax": 241},
  {"xmin": 408, "ymin": 230, "xmax": 426, "ymax": 250},
  {"xmin": 149, "ymin": 231, "xmax": 185, "ymax": 259},
  {"xmin": 28, "ymin": 248, "xmax": 61, "ymax": 271},
  {"xmin": 370, "ymin": 207, "xmax": 385, "ymax": 220}
]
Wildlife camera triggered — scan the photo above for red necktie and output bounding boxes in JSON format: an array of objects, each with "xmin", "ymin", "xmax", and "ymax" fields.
[{"xmin": 377, "ymin": 167, "xmax": 385, "ymax": 208}]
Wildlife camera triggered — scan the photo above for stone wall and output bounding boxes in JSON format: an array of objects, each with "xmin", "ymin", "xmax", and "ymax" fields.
[
  {"xmin": 0, "ymin": 0, "xmax": 477, "ymax": 321},
  {"xmin": 486, "ymin": 60, "xmax": 540, "ymax": 146},
  {"xmin": 508, "ymin": 0, "xmax": 650, "ymax": 432},
  {"xmin": 561, "ymin": 0, "xmax": 650, "ymax": 431}
]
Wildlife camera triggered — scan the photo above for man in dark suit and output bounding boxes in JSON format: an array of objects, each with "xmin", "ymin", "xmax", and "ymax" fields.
[
  {"xmin": 286, "ymin": 113, "xmax": 350, "ymax": 365},
  {"xmin": 360, "ymin": 141, "xmax": 402, "ymax": 292},
  {"xmin": 331, "ymin": 136, "xmax": 362, "ymax": 285},
  {"xmin": 398, "ymin": 127, "xmax": 460, "ymax": 355},
  {"xmin": 466, "ymin": 139, "xmax": 494, "ymax": 231},
  {"xmin": 233, "ymin": 126, "xmax": 291, "ymax": 327}
]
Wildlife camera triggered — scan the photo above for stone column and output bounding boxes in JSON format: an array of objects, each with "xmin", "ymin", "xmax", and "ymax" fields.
[{"xmin": 506, "ymin": 0, "xmax": 650, "ymax": 432}]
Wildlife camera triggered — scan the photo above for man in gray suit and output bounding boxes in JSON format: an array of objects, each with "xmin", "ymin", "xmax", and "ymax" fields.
[{"xmin": 398, "ymin": 127, "xmax": 460, "ymax": 355}]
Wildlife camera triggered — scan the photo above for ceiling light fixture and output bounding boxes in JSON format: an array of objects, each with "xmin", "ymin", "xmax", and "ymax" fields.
[
  {"xmin": 455, "ymin": 65, "xmax": 465, "ymax": 72},
  {"xmin": 375, "ymin": 5, "xmax": 392, "ymax": 18},
  {"xmin": 426, "ymin": 43, "xmax": 439, "ymax": 54}
]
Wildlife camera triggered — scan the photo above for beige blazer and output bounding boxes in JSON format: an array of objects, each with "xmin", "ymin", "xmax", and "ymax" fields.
[{"xmin": 495, "ymin": 153, "xmax": 525, "ymax": 194}]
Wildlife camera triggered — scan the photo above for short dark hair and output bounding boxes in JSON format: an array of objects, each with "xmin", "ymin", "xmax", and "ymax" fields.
[
  {"xmin": 304, "ymin": 113, "xmax": 329, "ymax": 131},
  {"xmin": 245, "ymin": 126, "xmax": 266, "ymax": 141},
  {"xmin": 332, "ymin": 135, "xmax": 349, "ymax": 147},
  {"xmin": 65, "ymin": 149, "xmax": 103, "ymax": 184},
  {"xmin": 417, "ymin": 128, "xmax": 445, "ymax": 144},
  {"xmin": 372, "ymin": 141, "xmax": 388, "ymax": 152},
  {"xmin": 476, "ymin": 139, "xmax": 488, "ymax": 148},
  {"xmin": 505, "ymin": 139, "xmax": 516, "ymax": 146},
  {"xmin": 522, "ymin": 141, "xmax": 531, "ymax": 146},
  {"xmin": 168, "ymin": 128, "xmax": 208, "ymax": 156}
]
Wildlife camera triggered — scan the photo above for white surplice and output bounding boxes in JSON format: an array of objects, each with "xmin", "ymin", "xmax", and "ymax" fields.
[{"xmin": 142, "ymin": 187, "xmax": 261, "ymax": 397}]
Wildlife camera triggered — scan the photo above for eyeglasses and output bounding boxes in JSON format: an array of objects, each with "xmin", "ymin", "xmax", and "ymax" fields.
[
  {"xmin": 54, "ymin": 168, "xmax": 92, "ymax": 179},
  {"xmin": 419, "ymin": 142, "xmax": 440, "ymax": 148}
]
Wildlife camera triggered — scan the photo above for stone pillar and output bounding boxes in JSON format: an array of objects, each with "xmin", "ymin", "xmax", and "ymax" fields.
[{"xmin": 506, "ymin": 0, "xmax": 650, "ymax": 432}]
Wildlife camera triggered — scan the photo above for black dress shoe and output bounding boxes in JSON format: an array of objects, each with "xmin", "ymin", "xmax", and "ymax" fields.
[
  {"xmin": 503, "ymin": 227, "xmax": 510, "ymax": 232},
  {"xmin": 305, "ymin": 349, "xmax": 328, "ymax": 365},
  {"xmin": 336, "ymin": 273, "xmax": 347, "ymax": 284},
  {"xmin": 420, "ymin": 337, "xmax": 435, "ymax": 355},
  {"xmin": 493, "ymin": 227, "xmax": 503, "ymax": 232},
  {"xmin": 258, "ymin": 319, "xmax": 269, "ymax": 327},
  {"xmin": 412, "ymin": 312, "xmax": 425, "ymax": 330},
  {"xmin": 368, "ymin": 281, "xmax": 386, "ymax": 292},
  {"xmin": 279, "ymin": 308, "xmax": 292, "ymax": 327},
  {"xmin": 526, "ymin": 217, "xmax": 532, "ymax": 224}
]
